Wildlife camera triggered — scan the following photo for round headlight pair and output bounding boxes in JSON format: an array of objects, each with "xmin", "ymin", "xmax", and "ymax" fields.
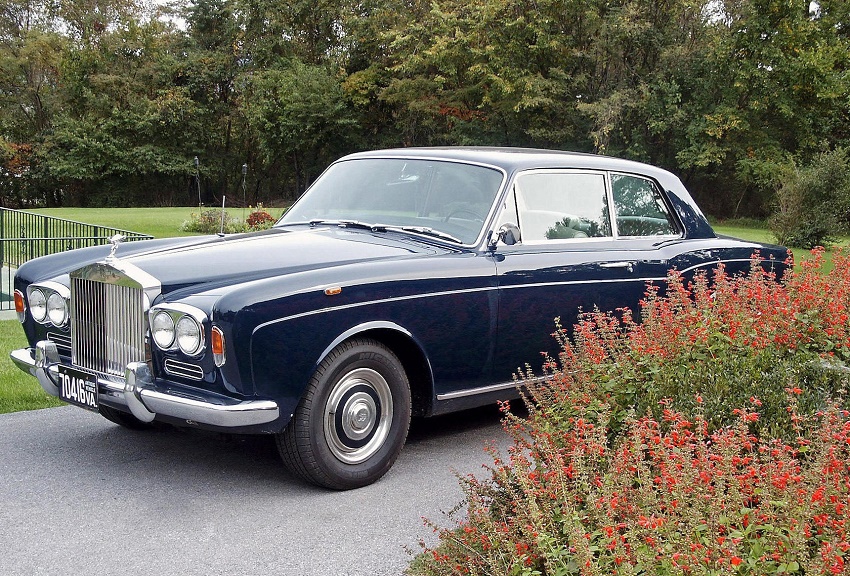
[
  {"xmin": 151, "ymin": 309, "xmax": 204, "ymax": 356},
  {"xmin": 28, "ymin": 286, "xmax": 69, "ymax": 327}
]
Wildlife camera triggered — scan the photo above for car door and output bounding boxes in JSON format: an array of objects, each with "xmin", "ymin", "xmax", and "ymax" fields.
[{"xmin": 491, "ymin": 169, "xmax": 681, "ymax": 381}]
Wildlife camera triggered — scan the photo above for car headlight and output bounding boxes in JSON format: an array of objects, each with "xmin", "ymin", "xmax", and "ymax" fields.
[
  {"xmin": 175, "ymin": 315, "xmax": 203, "ymax": 355},
  {"xmin": 151, "ymin": 310, "xmax": 175, "ymax": 349},
  {"xmin": 27, "ymin": 283, "xmax": 70, "ymax": 327},
  {"xmin": 29, "ymin": 288, "xmax": 47, "ymax": 322},
  {"xmin": 148, "ymin": 304, "xmax": 207, "ymax": 357},
  {"xmin": 46, "ymin": 291, "xmax": 68, "ymax": 326},
  {"xmin": 148, "ymin": 302, "xmax": 208, "ymax": 356}
]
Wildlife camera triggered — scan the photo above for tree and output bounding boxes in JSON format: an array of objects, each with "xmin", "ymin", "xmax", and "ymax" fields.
[
  {"xmin": 242, "ymin": 60, "xmax": 358, "ymax": 194},
  {"xmin": 670, "ymin": 0, "xmax": 850, "ymax": 215}
]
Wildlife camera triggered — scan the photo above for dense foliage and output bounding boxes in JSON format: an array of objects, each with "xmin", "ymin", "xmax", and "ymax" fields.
[
  {"xmin": 1, "ymin": 0, "xmax": 849, "ymax": 219},
  {"xmin": 409, "ymin": 251, "xmax": 850, "ymax": 575},
  {"xmin": 771, "ymin": 148, "xmax": 850, "ymax": 249}
]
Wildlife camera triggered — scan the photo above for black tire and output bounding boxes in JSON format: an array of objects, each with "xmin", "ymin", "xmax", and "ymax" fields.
[
  {"xmin": 98, "ymin": 404, "xmax": 156, "ymax": 430},
  {"xmin": 277, "ymin": 338, "xmax": 411, "ymax": 490}
]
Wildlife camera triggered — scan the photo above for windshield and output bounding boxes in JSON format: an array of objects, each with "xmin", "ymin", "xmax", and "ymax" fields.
[{"xmin": 278, "ymin": 158, "xmax": 505, "ymax": 244}]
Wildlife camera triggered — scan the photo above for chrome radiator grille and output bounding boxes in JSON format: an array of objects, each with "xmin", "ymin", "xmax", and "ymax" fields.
[{"xmin": 71, "ymin": 277, "xmax": 147, "ymax": 378}]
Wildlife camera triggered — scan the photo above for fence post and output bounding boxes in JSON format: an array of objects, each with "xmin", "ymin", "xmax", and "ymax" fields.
[{"xmin": 0, "ymin": 209, "xmax": 5, "ymax": 267}]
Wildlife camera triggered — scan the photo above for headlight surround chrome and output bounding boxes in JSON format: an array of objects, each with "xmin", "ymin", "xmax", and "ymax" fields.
[
  {"xmin": 148, "ymin": 304, "xmax": 207, "ymax": 357},
  {"xmin": 27, "ymin": 283, "xmax": 70, "ymax": 328}
]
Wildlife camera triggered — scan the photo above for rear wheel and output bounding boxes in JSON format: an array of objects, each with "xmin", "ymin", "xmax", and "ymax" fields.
[
  {"xmin": 278, "ymin": 338, "xmax": 411, "ymax": 490},
  {"xmin": 98, "ymin": 405, "xmax": 155, "ymax": 430}
]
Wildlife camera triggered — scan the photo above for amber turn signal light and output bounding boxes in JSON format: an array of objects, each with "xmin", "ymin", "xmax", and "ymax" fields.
[
  {"xmin": 13, "ymin": 289, "xmax": 25, "ymax": 322},
  {"xmin": 211, "ymin": 326, "xmax": 226, "ymax": 367}
]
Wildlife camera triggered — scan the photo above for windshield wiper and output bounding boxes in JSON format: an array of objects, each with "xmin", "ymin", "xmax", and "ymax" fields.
[
  {"xmin": 309, "ymin": 219, "xmax": 385, "ymax": 231},
  {"xmin": 389, "ymin": 226, "xmax": 463, "ymax": 244},
  {"xmin": 309, "ymin": 220, "xmax": 462, "ymax": 244}
]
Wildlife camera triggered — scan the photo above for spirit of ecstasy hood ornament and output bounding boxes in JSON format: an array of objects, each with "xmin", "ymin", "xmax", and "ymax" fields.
[{"xmin": 107, "ymin": 234, "xmax": 126, "ymax": 259}]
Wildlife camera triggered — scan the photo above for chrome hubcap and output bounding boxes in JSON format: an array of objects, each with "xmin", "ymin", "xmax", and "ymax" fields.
[
  {"xmin": 342, "ymin": 392, "xmax": 377, "ymax": 441},
  {"xmin": 324, "ymin": 367, "xmax": 393, "ymax": 464}
]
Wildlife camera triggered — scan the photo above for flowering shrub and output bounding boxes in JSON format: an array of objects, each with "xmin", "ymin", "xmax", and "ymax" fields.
[
  {"xmin": 411, "ymin": 403, "xmax": 850, "ymax": 575},
  {"xmin": 546, "ymin": 249, "xmax": 849, "ymax": 440},
  {"xmin": 409, "ymin": 250, "xmax": 850, "ymax": 576},
  {"xmin": 180, "ymin": 205, "xmax": 276, "ymax": 233},
  {"xmin": 180, "ymin": 208, "xmax": 245, "ymax": 234},
  {"xmin": 246, "ymin": 204, "xmax": 276, "ymax": 230}
]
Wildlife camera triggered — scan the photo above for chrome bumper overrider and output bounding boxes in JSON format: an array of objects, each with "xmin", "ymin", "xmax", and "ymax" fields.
[{"xmin": 10, "ymin": 341, "xmax": 280, "ymax": 428}]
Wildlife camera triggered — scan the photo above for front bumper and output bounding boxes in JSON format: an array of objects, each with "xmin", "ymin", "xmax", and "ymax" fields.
[{"xmin": 11, "ymin": 341, "xmax": 280, "ymax": 429}]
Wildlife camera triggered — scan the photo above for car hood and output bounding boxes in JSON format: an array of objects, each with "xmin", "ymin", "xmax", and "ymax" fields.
[
  {"xmin": 16, "ymin": 226, "xmax": 446, "ymax": 299},
  {"xmin": 118, "ymin": 227, "xmax": 443, "ymax": 297}
]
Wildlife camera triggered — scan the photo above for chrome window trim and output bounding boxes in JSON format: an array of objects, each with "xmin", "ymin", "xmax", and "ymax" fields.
[
  {"xmin": 511, "ymin": 169, "xmax": 613, "ymax": 245},
  {"xmin": 607, "ymin": 171, "xmax": 683, "ymax": 239},
  {"xmin": 498, "ymin": 168, "xmax": 686, "ymax": 246}
]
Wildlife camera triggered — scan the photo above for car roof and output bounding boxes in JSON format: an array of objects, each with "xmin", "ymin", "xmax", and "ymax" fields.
[{"xmin": 341, "ymin": 147, "xmax": 675, "ymax": 180}]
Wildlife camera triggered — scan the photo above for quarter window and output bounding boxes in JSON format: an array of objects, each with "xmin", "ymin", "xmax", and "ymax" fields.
[{"xmin": 611, "ymin": 174, "xmax": 678, "ymax": 237}]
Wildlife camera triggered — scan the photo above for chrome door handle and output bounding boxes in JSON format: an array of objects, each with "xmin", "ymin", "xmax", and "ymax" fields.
[{"xmin": 600, "ymin": 261, "xmax": 634, "ymax": 273}]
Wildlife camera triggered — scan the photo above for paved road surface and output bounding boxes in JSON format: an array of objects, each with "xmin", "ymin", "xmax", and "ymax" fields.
[{"xmin": 0, "ymin": 404, "xmax": 511, "ymax": 576}]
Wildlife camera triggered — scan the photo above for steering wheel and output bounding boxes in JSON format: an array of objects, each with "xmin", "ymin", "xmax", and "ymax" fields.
[{"xmin": 443, "ymin": 208, "xmax": 485, "ymax": 223}]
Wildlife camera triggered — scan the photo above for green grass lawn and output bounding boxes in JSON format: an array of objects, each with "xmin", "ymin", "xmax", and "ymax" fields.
[
  {"xmin": 0, "ymin": 320, "xmax": 63, "ymax": 413},
  {"xmin": 713, "ymin": 219, "xmax": 849, "ymax": 272},
  {"xmin": 29, "ymin": 206, "xmax": 289, "ymax": 239}
]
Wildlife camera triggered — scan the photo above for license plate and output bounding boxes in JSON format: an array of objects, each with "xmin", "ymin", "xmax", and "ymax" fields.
[{"xmin": 57, "ymin": 365, "xmax": 99, "ymax": 411}]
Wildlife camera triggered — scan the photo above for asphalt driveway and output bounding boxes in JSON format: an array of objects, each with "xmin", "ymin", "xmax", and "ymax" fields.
[{"xmin": 0, "ymin": 404, "xmax": 511, "ymax": 576}]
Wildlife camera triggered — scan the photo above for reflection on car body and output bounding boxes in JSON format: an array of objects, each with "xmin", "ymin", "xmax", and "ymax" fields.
[{"xmin": 10, "ymin": 148, "xmax": 788, "ymax": 489}]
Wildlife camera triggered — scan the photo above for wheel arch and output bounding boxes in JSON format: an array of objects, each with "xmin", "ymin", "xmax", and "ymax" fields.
[{"xmin": 317, "ymin": 322, "xmax": 435, "ymax": 417}]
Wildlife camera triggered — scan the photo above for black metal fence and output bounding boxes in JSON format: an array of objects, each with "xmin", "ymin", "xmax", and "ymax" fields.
[{"xmin": 0, "ymin": 208, "xmax": 154, "ymax": 311}]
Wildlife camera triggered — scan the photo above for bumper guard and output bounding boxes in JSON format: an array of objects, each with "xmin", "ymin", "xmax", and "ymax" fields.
[{"xmin": 10, "ymin": 341, "xmax": 280, "ymax": 428}]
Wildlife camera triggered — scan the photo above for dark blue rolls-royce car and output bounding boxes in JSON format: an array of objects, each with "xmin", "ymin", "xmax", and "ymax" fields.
[{"xmin": 10, "ymin": 148, "xmax": 787, "ymax": 489}]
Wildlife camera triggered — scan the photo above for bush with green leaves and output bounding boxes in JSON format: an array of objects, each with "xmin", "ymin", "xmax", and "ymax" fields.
[
  {"xmin": 180, "ymin": 206, "xmax": 277, "ymax": 234},
  {"xmin": 180, "ymin": 208, "xmax": 246, "ymax": 234},
  {"xmin": 771, "ymin": 148, "xmax": 850, "ymax": 249},
  {"xmin": 409, "ymin": 251, "xmax": 850, "ymax": 576}
]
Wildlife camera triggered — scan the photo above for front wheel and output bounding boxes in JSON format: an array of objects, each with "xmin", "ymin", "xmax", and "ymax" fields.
[{"xmin": 277, "ymin": 338, "xmax": 411, "ymax": 490}]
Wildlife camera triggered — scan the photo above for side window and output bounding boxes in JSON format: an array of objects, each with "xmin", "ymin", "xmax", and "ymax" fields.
[
  {"xmin": 515, "ymin": 172, "xmax": 611, "ymax": 242},
  {"xmin": 611, "ymin": 174, "xmax": 678, "ymax": 237}
]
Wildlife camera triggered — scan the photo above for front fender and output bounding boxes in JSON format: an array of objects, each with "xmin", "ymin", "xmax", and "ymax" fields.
[{"xmin": 248, "ymin": 313, "xmax": 438, "ymax": 423}]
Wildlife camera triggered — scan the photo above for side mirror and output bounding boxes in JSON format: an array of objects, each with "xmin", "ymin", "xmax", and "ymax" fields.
[{"xmin": 489, "ymin": 223, "xmax": 520, "ymax": 249}]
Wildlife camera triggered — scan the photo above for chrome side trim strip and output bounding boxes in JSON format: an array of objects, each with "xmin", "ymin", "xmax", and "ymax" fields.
[
  {"xmin": 437, "ymin": 380, "xmax": 519, "ymax": 401},
  {"xmin": 254, "ymin": 285, "xmax": 499, "ymax": 331},
  {"xmin": 255, "ymin": 256, "xmax": 764, "ymax": 333},
  {"xmin": 677, "ymin": 258, "xmax": 768, "ymax": 274}
]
